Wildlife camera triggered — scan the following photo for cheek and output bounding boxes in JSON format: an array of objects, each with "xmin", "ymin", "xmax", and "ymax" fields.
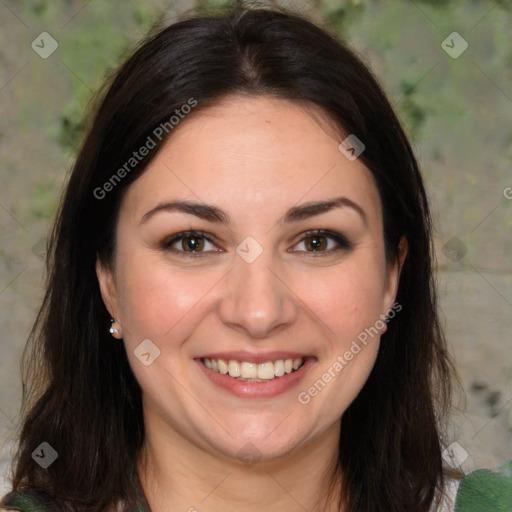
[
  {"xmin": 293, "ymin": 263, "xmax": 385, "ymax": 421},
  {"xmin": 294, "ymin": 260, "xmax": 386, "ymax": 343},
  {"xmin": 114, "ymin": 251, "xmax": 217, "ymax": 348}
]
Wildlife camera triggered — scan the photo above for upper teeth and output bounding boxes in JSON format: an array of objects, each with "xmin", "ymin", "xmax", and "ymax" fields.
[{"xmin": 203, "ymin": 357, "xmax": 304, "ymax": 380}]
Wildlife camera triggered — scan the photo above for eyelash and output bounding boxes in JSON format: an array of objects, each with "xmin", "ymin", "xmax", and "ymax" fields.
[{"xmin": 160, "ymin": 229, "xmax": 351, "ymax": 256}]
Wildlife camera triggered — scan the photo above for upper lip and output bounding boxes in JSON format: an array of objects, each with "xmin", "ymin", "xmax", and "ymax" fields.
[{"xmin": 195, "ymin": 351, "xmax": 313, "ymax": 364}]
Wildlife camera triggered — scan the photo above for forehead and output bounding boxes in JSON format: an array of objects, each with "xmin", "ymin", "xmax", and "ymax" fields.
[{"xmin": 120, "ymin": 95, "xmax": 381, "ymax": 225}]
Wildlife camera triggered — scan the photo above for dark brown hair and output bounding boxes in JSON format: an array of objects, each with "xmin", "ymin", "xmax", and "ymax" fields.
[{"xmin": 2, "ymin": 2, "xmax": 460, "ymax": 511}]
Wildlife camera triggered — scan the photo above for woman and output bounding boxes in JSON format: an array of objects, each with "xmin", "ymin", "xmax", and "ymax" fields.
[{"xmin": 1, "ymin": 2, "xmax": 463, "ymax": 511}]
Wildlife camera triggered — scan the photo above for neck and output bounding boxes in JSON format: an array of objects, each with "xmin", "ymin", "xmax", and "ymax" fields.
[{"xmin": 137, "ymin": 418, "xmax": 342, "ymax": 512}]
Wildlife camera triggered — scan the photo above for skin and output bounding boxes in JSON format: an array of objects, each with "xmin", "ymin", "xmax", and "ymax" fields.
[{"xmin": 96, "ymin": 95, "xmax": 407, "ymax": 512}]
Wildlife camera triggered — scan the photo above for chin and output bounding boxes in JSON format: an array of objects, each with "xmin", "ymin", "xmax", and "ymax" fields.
[{"xmin": 198, "ymin": 418, "xmax": 318, "ymax": 466}]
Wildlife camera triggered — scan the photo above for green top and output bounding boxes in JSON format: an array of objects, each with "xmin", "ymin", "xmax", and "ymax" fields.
[
  {"xmin": 454, "ymin": 460, "xmax": 512, "ymax": 512},
  {"xmin": 0, "ymin": 487, "xmax": 150, "ymax": 512}
]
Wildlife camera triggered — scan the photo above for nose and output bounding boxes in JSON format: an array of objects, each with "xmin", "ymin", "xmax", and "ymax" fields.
[{"xmin": 218, "ymin": 249, "xmax": 298, "ymax": 339}]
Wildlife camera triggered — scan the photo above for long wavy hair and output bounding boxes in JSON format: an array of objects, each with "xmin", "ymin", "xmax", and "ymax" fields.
[{"xmin": 2, "ymin": 2, "xmax": 460, "ymax": 511}]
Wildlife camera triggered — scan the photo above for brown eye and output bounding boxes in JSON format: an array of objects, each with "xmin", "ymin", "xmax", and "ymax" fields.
[
  {"xmin": 181, "ymin": 234, "xmax": 205, "ymax": 252},
  {"xmin": 304, "ymin": 235, "xmax": 328, "ymax": 251},
  {"xmin": 161, "ymin": 231, "xmax": 218, "ymax": 254},
  {"xmin": 292, "ymin": 230, "xmax": 351, "ymax": 254}
]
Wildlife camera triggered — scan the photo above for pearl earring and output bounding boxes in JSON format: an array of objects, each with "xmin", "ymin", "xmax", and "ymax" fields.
[{"xmin": 109, "ymin": 318, "xmax": 122, "ymax": 339}]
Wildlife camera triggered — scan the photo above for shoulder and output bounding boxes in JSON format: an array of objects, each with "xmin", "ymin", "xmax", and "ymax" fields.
[
  {"xmin": 1, "ymin": 488, "xmax": 151, "ymax": 512},
  {"xmin": 0, "ymin": 487, "xmax": 56, "ymax": 512},
  {"xmin": 430, "ymin": 477, "xmax": 460, "ymax": 512},
  {"xmin": 453, "ymin": 460, "xmax": 512, "ymax": 512}
]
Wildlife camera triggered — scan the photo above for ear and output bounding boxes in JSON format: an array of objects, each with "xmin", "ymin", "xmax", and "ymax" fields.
[
  {"xmin": 382, "ymin": 236, "xmax": 408, "ymax": 313},
  {"xmin": 95, "ymin": 255, "xmax": 120, "ymax": 320}
]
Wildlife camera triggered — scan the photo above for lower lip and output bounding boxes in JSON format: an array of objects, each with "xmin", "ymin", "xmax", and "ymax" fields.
[{"xmin": 195, "ymin": 358, "xmax": 315, "ymax": 398}]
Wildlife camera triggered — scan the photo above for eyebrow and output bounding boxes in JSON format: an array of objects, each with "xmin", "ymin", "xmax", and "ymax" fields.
[{"xmin": 139, "ymin": 196, "xmax": 367, "ymax": 226}]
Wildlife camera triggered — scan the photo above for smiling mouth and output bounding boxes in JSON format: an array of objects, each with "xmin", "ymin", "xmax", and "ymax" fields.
[{"xmin": 202, "ymin": 357, "xmax": 306, "ymax": 382}]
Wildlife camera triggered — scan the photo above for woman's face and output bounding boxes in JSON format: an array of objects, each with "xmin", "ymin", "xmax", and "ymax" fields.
[{"xmin": 97, "ymin": 95, "xmax": 404, "ymax": 463}]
